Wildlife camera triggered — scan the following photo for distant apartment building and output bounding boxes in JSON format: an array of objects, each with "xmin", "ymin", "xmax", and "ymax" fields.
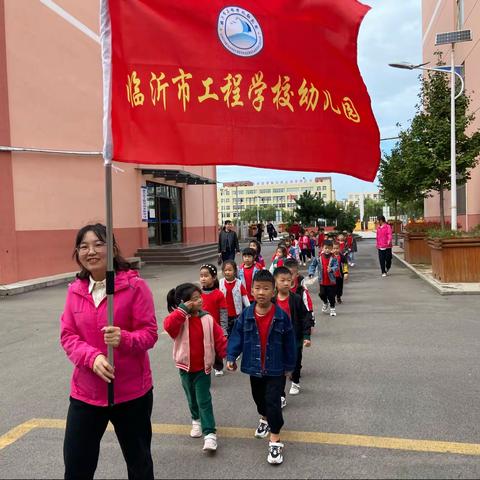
[
  {"xmin": 347, "ymin": 191, "xmax": 380, "ymax": 207},
  {"xmin": 217, "ymin": 177, "xmax": 335, "ymax": 225},
  {"xmin": 422, "ymin": 0, "xmax": 480, "ymax": 229}
]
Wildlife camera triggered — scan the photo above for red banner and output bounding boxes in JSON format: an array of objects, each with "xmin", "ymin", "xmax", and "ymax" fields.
[{"xmin": 106, "ymin": 0, "xmax": 380, "ymax": 181}]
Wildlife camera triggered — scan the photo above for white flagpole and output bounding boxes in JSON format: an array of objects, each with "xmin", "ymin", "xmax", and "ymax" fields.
[{"xmin": 100, "ymin": 0, "xmax": 115, "ymax": 406}]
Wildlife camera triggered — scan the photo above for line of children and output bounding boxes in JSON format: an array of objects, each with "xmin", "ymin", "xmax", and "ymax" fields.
[
  {"xmin": 164, "ymin": 243, "xmax": 322, "ymax": 465},
  {"xmin": 309, "ymin": 239, "xmax": 339, "ymax": 316}
]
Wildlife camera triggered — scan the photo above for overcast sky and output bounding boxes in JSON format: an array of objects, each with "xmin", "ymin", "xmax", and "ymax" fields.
[{"xmin": 217, "ymin": 0, "xmax": 422, "ymax": 200}]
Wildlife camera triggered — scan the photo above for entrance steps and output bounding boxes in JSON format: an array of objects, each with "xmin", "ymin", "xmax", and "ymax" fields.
[{"xmin": 135, "ymin": 243, "xmax": 218, "ymax": 265}]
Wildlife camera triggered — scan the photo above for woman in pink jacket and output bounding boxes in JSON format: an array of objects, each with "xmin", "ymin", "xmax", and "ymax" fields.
[
  {"xmin": 60, "ymin": 224, "xmax": 158, "ymax": 480},
  {"xmin": 376, "ymin": 215, "xmax": 393, "ymax": 277}
]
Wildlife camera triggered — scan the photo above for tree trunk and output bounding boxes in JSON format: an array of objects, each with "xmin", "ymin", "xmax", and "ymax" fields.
[
  {"xmin": 394, "ymin": 199, "xmax": 399, "ymax": 246},
  {"xmin": 439, "ymin": 186, "xmax": 445, "ymax": 229}
]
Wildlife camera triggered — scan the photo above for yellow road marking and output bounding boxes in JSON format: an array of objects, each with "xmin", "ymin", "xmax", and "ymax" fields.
[
  {"xmin": 2, "ymin": 418, "xmax": 480, "ymax": 457},
  {"xmin": 0, "ymin": 420, "xmax": 39, "ymax": 451}
]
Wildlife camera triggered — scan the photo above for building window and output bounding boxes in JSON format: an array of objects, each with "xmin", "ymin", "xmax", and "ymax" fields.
[
  {"xmin": 259, "ymin": 189, "xmax": 271, "ymax": 193},
  {"xmin": 457, "ymin": 0, "xmax": 464, "ymax": 29},
  {"xmin": 273, "ymin": 188, "xmax": 285, "ymax": 193}
]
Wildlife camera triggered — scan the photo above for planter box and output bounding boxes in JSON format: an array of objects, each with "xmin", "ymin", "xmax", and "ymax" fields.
[
  {"xmin": 427, "ymin": 237, "xmax": 480, "ymax": 283},
  {"xmin": 404, "ymin": 232, "xmax": 431, "ymax": 265}
]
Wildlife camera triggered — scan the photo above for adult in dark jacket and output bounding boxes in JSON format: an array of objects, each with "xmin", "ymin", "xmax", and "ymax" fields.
[
  {"xmin": 266, "ymin": 222, "xmax": 277, "ymax": 242},
  {"xmin": 218, "ymin": 220, "xmax": 240, "ymax": 263},
  {"xmin": 255, "ymin": 223, "xmax": 264, "ymax": 243}
]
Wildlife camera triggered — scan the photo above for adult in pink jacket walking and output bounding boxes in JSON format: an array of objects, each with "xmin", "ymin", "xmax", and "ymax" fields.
[
  {"xmin": 60, "ymin": 224, "xmax": 158, "ymax": 480},
  {"xmin": 376, "ymin": 215, "xmax": 393, "ymax": 277}
]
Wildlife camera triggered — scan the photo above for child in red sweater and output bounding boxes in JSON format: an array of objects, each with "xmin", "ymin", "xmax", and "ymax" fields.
[
  {"xmin": 164, "ymin": 283, "xmax": 226, "ymax": 453},
  {"xmin": 200, "ymin": 264, "xmax": 228, "ymax": 376}
]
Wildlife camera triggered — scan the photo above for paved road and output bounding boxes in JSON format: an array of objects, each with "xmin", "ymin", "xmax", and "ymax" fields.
[{"xmin": 1, "ymin": 239, "xmax": 480, "ymax": 479}]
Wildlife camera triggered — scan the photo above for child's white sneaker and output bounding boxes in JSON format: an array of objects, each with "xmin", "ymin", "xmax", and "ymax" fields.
[
  {"xmin": 254, "ymin": 419, "xmax": 270, "ymax": 439},
  {"xmin": 214, "ymin": 369, "xmax": 224, "ymax": 377},
  {"xmin": 289, "ymin": 382, "xmax": 300, "ymax": 395},
  {"xmin": 203, "ymin": 433, "xmax": 217, "ymax": 452},
  {"xmin": 330, "ymin": 308, "xmax": 337, "ymax": 317},
  {"xmin": 267, "ymin": 441, "xmax": 284, "ymax": 465},
  {"xmin": 281, "ymin": 396, "xmax": 287, "ymax": 408},
  {"xmin": 190, "ymin": 420, "xmax": 202, "ymax": 438},
  {"xmin": 321, "ymin": 303, "xmax": 329, "ymax": 313}
]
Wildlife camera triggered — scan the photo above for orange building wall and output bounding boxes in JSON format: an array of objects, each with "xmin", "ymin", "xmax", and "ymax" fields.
[
  {"xmin": 422, "ymin": 0, "xmax": 480, "ymax": 229},
  {"xmin": 0, "ymin": 0, "xmax": 217, "ymax": 284}
]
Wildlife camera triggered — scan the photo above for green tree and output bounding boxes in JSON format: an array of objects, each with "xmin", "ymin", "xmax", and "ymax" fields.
[
  {"xmin": 401, "ymin": 55, "xmax": 480, "ymax": 228},
  {"xmin": 294, "ymin": 191, "xmax": 325, "ymax": 225},
  {"xmin": 240, "ymin": 205, "xmax": 278, "ymax": 222},
  {"xmin": 363, "ymin": 198, "xmax": 384, "ymax": 221},
  {"xmin": 323, "ymin": 201, "xmax": 340, "ymax": 226}
]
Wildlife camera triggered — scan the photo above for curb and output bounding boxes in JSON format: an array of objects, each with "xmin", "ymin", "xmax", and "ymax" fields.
[{"xmin": 392, "ymin": 252, "xmax": 480, "ymax": 296}]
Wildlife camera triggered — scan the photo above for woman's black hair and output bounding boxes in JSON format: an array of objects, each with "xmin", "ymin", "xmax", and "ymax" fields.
[
  {"xmin": 377, "ymin": 215, "xmax": 386, "ymax": 222},
  {"xmin": 276, "ymin": 245, "xmax": 288, "ymax": 258},
  {"xmin": 200, "ymin": 264, "xmax": 219, "ymax": 289},
  {"xmin": 73, "ymin": 223, "xmax": 131, "ymax": 280},
  {"xmin": 222, "ymin": 260, "xmax": 238, "ymax": 275},
  {"xmin": 167, "ymin": 283, "xmax": 202, "ymax": 312},
  {"xmin": 249, "ymin": 239, "xmax": 262, "ymax": 258}
]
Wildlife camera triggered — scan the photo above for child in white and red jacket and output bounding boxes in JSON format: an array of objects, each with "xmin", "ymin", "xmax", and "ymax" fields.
[
  {"xmin": 164, "ymin": 283, "xmax": 227, "ymax": 453},
  {"xmin": 219, "ymin": 261, "xmax": 250, "ymax": 337}
]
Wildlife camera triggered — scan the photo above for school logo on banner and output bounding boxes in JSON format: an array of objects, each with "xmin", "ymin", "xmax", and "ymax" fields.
[{"xmin": 217, "ymin": 7, "xmax": 263, "ymax": 57}]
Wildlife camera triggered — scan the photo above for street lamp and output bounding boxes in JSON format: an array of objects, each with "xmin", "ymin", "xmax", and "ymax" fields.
[{"xmin": 389, "ymin": 29, "xmax": 472, "ymax": 231}]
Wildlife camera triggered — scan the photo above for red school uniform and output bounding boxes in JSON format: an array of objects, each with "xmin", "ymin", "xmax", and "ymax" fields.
[
  {"xmin": 317, "ymin": 233, "xmax": 325, "ymax": 248},
  {"xmin": 254, "ymin": 304, "xmax": 275, "ymax": 368},
  {"xmin": 320, "ymin": 254, "xmax": 336, "ymax": 286},
  {"xmin": 201, "ymin": 289, "xmax": 227, "ymax": 326},
  {"xmin": 276, "ymin": 295, "xmax": 291, "ymax": 318}
]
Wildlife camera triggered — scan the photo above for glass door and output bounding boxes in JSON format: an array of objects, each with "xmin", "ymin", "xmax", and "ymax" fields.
[{"xmin": 146, "ymin": 181, "xmax": 183, "ymax": 245}]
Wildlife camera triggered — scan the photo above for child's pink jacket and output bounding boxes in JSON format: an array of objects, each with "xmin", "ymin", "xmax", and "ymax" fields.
[
  {"xmin": 60, "ymin": 270, "xmax": 158, "ymax": 406},
  {"xmin": 163, "ymin": 306, "xmax": 227, "ymax": 374}
]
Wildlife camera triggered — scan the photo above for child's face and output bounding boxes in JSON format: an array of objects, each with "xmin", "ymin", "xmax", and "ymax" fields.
[
  {"xmin": 223, "ymin": 264, "xmax": 236, "ymax": 281},
  {"xmin": 275, "ymin": 248, "xmax": 284, "ymax": 257},
  {"xmin": 189, "ymin": 291, "xmax": 203, "ymax": 313},
  {"xmin": 338, "ymin": 234, "xmax": 345, "ymax": 241},
  {"xmin": 323, "ymin": 245, "xmax": 333, "ymax": 255},
  {"xmin": 253, "ymin": 280, "xmax": 274, "ymax": 306},
  {"xmin": 275, "ymin": 273, "xmax": 292, "ymax": 295},
  {"xmin": 243, "ymin": 255, "xmax": 254, "ymax": 267},
  {"xmin": 249, "ymin": 242, "xmax": 258, "ymax": 252},
  {"xmin": 200, "ymin": 269, "xmax": 215, "ymax": 288},
  {"xmin": 333, "ymin": 245, "xmax": 340, "ymax": 255}
]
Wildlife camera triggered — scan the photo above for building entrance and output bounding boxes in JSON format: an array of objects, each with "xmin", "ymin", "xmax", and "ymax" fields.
[{"xmin": 146, "ymin": 182, "xmax": 183, "ymax": 246}]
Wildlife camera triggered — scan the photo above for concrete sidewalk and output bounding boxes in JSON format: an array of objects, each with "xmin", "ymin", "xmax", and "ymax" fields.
[{"xmin": 392, "ymin": 247, "xmax": 480, "ymax": 296}]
